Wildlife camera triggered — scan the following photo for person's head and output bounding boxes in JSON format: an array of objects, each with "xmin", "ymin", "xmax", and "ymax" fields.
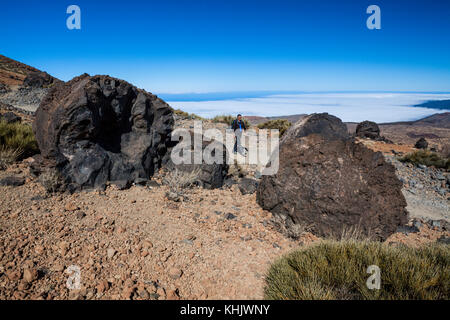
[{"xmin": 237, "ymin": 114, "xmax": 242, "ymax": 121}]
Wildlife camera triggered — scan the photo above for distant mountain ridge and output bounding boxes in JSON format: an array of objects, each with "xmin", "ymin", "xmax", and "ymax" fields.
[
  {"xmin": 0, "ymin": 55, "xmax": 61, "ymax": 112},
  {"xmin": 0, "ymin": 54, "xmax": 60, "ymax": 88},
  {"xmin": 414, "ymin": 100, "xmax": 450, "ymax": 110}
]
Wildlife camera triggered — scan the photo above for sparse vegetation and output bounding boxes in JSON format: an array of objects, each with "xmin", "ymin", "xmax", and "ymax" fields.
[
  {"xmin": 38, "ymin": 168, "xmax": 63, "ymax": 193},
  {"xmin": 211, "ymin": 115, "xmax": 251, "ymax": 128},
  {"xmin": 399, "ymin": 149, "xmax": 449, "ymax": 169},
  {"xmin": 163, "ymin": 167, "xmax": 202, "ymax": 201},
  {"xmin": 257, "ymin": 119, "xmax": 292, "ymax": 136},
  {"xmin": 173, "ymin": 108, "xmax": 204, "ymax": 120},
  {"xmin": 264, "ymin": 241, "xmax": 450, "ymax": 300},
  {"xmin": 0, "ymin": 120, "xmax": 39, "ymax": 159},
  {"xmin": 0, "ymin": 146, "xmax": 23, "ymax": 170}
]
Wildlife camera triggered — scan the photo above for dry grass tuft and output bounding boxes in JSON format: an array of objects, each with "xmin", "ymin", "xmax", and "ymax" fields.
[
  {"xmin": 264, "ymin": 240, "xmax": 449, "ymax": 300},
  {"xmin": 173, "ymin": 109, "xmax": 204, "ymax": 120},
  {"xmin": 0, "ymin": 120, "xmax": 39, "ymax": 159},
  {"xmin": 163, "ymin": 167, "xmax": 202, "ymax": 194},
  {"xmin": 212, "ymin": 115, "xmax": 251, "ymax": 128},
  {"xmin": 0, "ymin": 146, "xmax": 23, "ymax": 170},
  {"xmin": 399, "ymin": 149, "xmax": 449, "ymax": 169},
  {"xmin": 257, "ymin": 119, "xmax": 292, "ymax": 136},
  {"xmin": 38, "ymin": 168, "xmax": 63, "ymax": 193}
]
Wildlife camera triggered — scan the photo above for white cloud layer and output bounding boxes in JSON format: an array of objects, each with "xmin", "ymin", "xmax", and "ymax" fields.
[{"xmin": 168, "ymin": 93, "xmax": 450, "ymax": 123}]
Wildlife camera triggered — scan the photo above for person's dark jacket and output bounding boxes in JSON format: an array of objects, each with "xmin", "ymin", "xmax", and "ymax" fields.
[{"xmin": 231, "ymin": 119, "xmax": 247, "ymax": 131}]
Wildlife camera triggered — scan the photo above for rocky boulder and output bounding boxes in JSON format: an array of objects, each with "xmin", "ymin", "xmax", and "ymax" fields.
[
  {"xmin": 257, "ymin": 113, "xmax": 408, "ymax": 241},
  {"xmin": 281, "ymin": 112, "xmax": 348, "ymax": 142},
  {"xmin": 165, "ymin": 131, "xmax": 228, "ymax": 189},
  {"xmin": 414, "ymin": 137, "xmax": 428, "ymax": 149},
  {"xmin": 239, "ymin": 177, "xmax": 259, "ymax": 195},
  {"xmin": 356, "ymin": 120, "xmax": 380, "ymax": 140},
  {"xmin": 33, "ymin": 74, "xmax": 175, "ymax": 191}
]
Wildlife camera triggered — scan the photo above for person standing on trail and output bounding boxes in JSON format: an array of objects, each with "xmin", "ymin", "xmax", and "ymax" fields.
[{"xmin": 231, "ymin": 114, "xmax": 247, "ymax": 155}]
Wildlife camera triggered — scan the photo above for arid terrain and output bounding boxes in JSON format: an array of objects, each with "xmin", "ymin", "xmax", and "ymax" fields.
[{"xmin": 0, "ymin": 56, "xmax": 449, "ymax": 300}]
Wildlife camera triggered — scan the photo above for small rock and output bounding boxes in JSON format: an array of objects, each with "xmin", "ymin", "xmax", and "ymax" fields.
[
  {"xmin": 225, "ymin": 213, "xmax": 237, "ymax": 220},
  {"xmin": 168, "ymin": 268, "xmax": 183, "ymax": 280},
  {"xmin": 166, "ymin": 191, "xmax": 181, "ymax": 202},
  {"xmin": 412, "ymin": 220, "xmax": 423, "ymax": 229},
  {"xmin": 396, "ymin": 225, "xmax": 420, "ymax": 234},
  {"xmin": 96, "ymin": 280, "xmax": 110, "ymax": 293},
  {"xmin": 113, "ymin": 180, "xmax": 132, "ymax": 190},
  {"xmin": 64, "ymin": 203, "xmax": 79, "ymax": 212},
  {"xmin": 138, "ymin": 288, "xmax": 150, "ymax": 299},
  {"xmin": 166, "ymin": 289, "xmax": 180, "ymax": 300},
  {"xmin": 0, "ymin": 176, "xmax": 25, "ymax": 187},
  {"xmin": 107, "ymin": 248, "xmax": 116, "ymax": 259},
  {"xmin": 23, "ymin": 268, "xmax": 38, "ymax": 283},
  {"xmin": 75, "ymin": 211, "xmax": 86, "ymax": 219}
]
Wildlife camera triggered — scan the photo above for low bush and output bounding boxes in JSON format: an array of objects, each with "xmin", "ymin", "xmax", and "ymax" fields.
[
  {"xmin": 38, "ymin": 168, "xmax": 64, "ymax": 193},
  {"xmin": 0, "ymin": 120, "xmax": 39, "ymax": 159},
  {"xmin": 264, "ymin": 241, "xmax": 449, "ymax": 300},
  {"xmin": 163, "ymin": 167, "xmax": 202, "ymax": 194},
  {"xmin": 173, "ymin": 109, "xmax": 204, "ymax": 120},
  {"xmin": 257, "ymin": 119, "xmax": 292, "ymax": 136},
  {"xmin": 212, "ymin": 115, "xmax": 251, "ymax": 128},
  {"xmin": 399, "ymin": 149, "xmax": 449, "ymax": 169},
  {"xmin": 0, "ymin": 146, "xmax": 23, "ymax": 170}
]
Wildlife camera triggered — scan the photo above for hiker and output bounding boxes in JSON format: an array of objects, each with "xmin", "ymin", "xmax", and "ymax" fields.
[{"xmin": 231, "ymin": 114, "xmax": 247, "ymax": 155}]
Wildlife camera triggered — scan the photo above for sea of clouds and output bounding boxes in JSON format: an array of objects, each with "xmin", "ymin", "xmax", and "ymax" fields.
[{"xmin": 167, "ymin": 92, "xmax": 450, "ymax": 123}]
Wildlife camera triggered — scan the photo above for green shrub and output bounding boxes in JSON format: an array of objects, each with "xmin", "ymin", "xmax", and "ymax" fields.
[
  {"xmin": 257, "ymin": 119, "xmax": 292, "ymax": 136},
  {"xmin": 264, "ymin": 241, "xmax": 449, "ymax": 300},
  {"xmin": 399, "ymin": 150, "xmax": 449, "ymax": 169},
  {"xmin": 173, "ymin": 109, "xmax": 204, "ymax": 120},
  {"xmin": 0, "ymin": 120, "xmax": 39, "ymax": 159},
  {"xmin": 212, "ymin": 115, "xmax": 251, "ymax": 128}
]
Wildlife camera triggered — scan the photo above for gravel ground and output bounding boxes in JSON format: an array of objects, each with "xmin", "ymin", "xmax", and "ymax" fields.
[
  {"xmin": 385, "ymin": 155, "xmax": 449, "ymax": 222},
  {"xmin": 0, "ymin": 87, "xmax": 48, "ymax": 113},
  {"xmin": 0, "ymin": 162, "xmax": 302, "ymax": 300},
  {"xmin": 1, "ymin": 159, "xmax": 448, "ymax": 300}
]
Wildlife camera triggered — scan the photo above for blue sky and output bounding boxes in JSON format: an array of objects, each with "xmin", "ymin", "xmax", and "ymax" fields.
[{"xmin": 1, "ymin": 0, "xmax": 450, "ymax": 94}]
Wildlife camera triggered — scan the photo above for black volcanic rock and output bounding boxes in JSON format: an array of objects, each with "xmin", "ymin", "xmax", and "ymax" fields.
[
  {"xmin": 281, "ymin": 113, "xmax": 348, "ymax": 142},
  {"xmin": 0, "ymin": 111, "xmax": 21, "ymax": 123},
  {"xmin": 356, "ymin": 120, "xmax": 380, "ymax": 140},
  {"xmin": 257, "ymin": 113, "xmax": 408, "ymax": 241},
  {"xmin": 165, "ymin": 131, "xmax": 228, "ymax": 189},
  {"xmin": 33, "ymin": 74, "xmax": 175, "ymax": 191},
  {"xmin": 23, "ymin": 71, "xmax": 61, "ymax": 89},
  {"xmin": 414, "ymin": 137, "xmax": 428, "ymax": 149}
]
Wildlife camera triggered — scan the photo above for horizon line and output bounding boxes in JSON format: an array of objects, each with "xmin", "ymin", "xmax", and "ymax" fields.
[{"xmin": 158, "ymin": 90, "xmax": 450, "ymax": 101}]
